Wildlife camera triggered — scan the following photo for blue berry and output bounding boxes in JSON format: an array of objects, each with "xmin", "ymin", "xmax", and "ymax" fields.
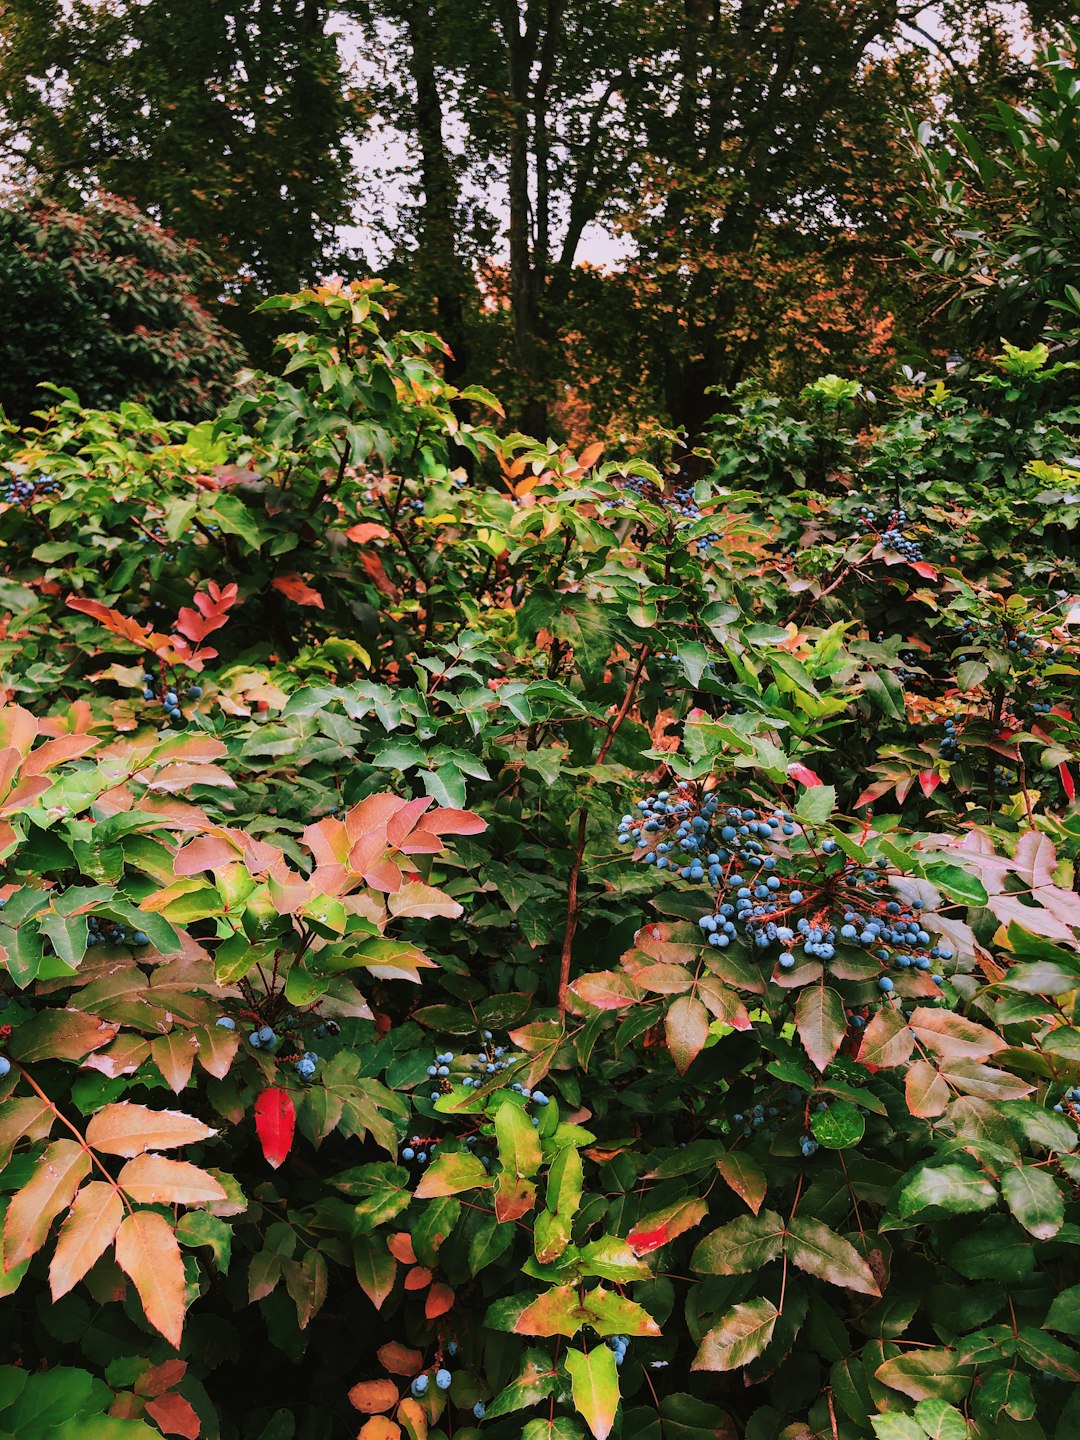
[
  {"xmin": 435, "ymin": 1368, "xmax": 452, "ymax": 1390},
  {"xmin": 473, "ymin": 1402, "xmax": 486, "ymax": 1419},
  {"xmin": 0, "ymin": 1057, "xmax": 9, "ymax": 1079},
  {"xmin": 215, "ymin": 1017, "xmax": 236, "ymax": 1029},
  {"xmin": 411, "ymin": 1375, "xmax": 429, "ymax": 1397}
]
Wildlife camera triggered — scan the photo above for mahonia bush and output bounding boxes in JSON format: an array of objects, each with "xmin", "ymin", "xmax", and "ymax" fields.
[{"xmin": 0, "ymin": 284, "xmax": 1078, "ymax": 1440}]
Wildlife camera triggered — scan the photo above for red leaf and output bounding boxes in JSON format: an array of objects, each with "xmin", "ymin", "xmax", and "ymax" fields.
[
  {"xmin": 358, "ymin": 551, "xmax": 400, "ymax": 600},
  {"xmin": 425, "ymin": 1281, "xmax": 455, "ymax": 1318},
  {"xmin": 1061, "ymin": 764, "xmax": 1076, "ymax": 801},
  {"xmin": 909, "ymin": 560, "xmax": 938, "ymax": 580},
  {"xmin": 786, "ymin": 762, "xmax": 822, "ymax": 788},
  {"xmin": 145, "ymin": 1392, "xmax": 201, "ymax": 1439},
  {"xmin": 918, "ymin": 770, "xmax": 941, "ymax": 798},
  {"xmin": 271, "ymin": 575, "xmax": 325, "ymax": 609},
  {"xmin": 254, "ymin": 1088, "xmax": 295, "ymax": 1169}
]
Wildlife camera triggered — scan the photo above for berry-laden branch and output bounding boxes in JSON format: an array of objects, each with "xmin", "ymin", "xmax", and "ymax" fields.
[{"xmin": 557, "ymin": 643, "xmax": 651, "ymax": 1013}]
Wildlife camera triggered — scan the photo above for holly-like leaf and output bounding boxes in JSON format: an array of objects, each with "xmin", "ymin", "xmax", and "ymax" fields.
[
  {"xmin": 796, "ymin": 986, "xmax": 845, "ymax": 1071},
  {"xmin": 413, "ymin": 1150, "xmax": 492, "ymax": 1199},
  {"xmin": 49, "ymin": 1181, "xmax": 124, "ymax": 1299},
  {"xmin": 271, "ymin": 574, "xmax": 324, "ymax": 608},
  {"xmin": 114, "ymin": 1210, "xmax": 187, "ymax": 1348},
  {"xmin": 565, "ymin": 1346, "xmax": 619, "ymax": 1440},
  {"xmin": 691, "ymin": 1210, "xmax": 784, "ymax": 1275},
  {"xmin": 785, "ymin": 1216, "xmax": 880, "ymax": 1294},
  {"xmin": 858, "ymin": 1005, "xmax": 915, "ymax": 1068},
  {"xmin": 717, "ymin": 1152, "xmax": 767, "ymax": 1214},
  {"xmin": 117, "ymin": 1156, "xmax": 227, "ymax": 1205},
  {"xmin": 144, "ymin": 1392, "xmax": 201, "ymax": 1439},
  {"xmin": 905, "ymin": 1059, "xmax": 950, "ymax": 1118},
  {"xmin": 254, "ymin": 1088, "xmax": 296, "ymax": 1169},
  {"xmin": 665, "ymin": 995, "xmax": 709, "ymax": 1073},
  {"xmin": 1001, "ymin": 1165, "xmax": 1064, "ymax": 1239},
  {"xmin": 3, "ymin": 1139, "xmax": 92, "ymax": 1269},
  {"xmin": 692, "ymin": 1297, "xmax": 778, "ymax": 1371},
  {"xmin": 898, "ymin": 1164, "xmax": 997, "ymax": 1219},
  {"xmin": 85, "ymin": 1103, "xmax": 216, "ymax": 1157},
  {"xmin": 627, "ymin": 1198, "xmax": 708, "ymax": 1256}
]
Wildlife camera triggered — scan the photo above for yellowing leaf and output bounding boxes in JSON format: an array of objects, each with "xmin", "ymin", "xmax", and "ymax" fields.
[
  {"xmin": 118, "ymin": 1155, "xmax": 227, "ymax": 1205},
  {"xmin": 114, "ymin": 1209, "xmax": 188, "ymax": 1348},
  {"xmin": 348, "ymin": 1379, "xmax": 400, "ymax": 1413},
  {"xmin": 49, "ymin": 1180, "xmax": 124, "ymax": 1299},
  {"xmin": 85, "ymin": 1102, "xmax": 217, "ymax": 1157},
  {"xmin": 357, "ymin": 1419, "xmax": 402, "ymax": 1440},
  {"xmin": 3, "ymin": 1139, "xmax": 91, "ymax": 1269},
  {"xmin": 565, "ymin": 1345, "xmax": 620, "ymax": 1440}
]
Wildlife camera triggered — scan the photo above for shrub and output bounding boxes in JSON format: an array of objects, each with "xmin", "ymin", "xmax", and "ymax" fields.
[
  {"xmin": 0, "ymin": 281, "xmax": 1078, "ymax": 1440},
  {"xmin": 0, "ymin": 191, "xmax": 244, "ymax": 422}
]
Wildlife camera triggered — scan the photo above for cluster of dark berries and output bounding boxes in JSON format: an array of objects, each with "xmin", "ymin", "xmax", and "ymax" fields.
[
  {"xmin": 620, "ymin": 788, "xmax": 951, "ymax": 990},
  {"xmin": 1, "ymin": 472, "xmax": 60, "ymax": 506},
  {"xmin": 616, "ymin": 782, "xmax": 723, "ymax": 882},
  {"xmin": 410, "ymin": 1369, "xmax": 452, "ymax": 1399},
  {"xmin": 856, "ymin": 507, "xmax": 924, "ymax": 562},
  {"xmin": 733, "ymin": 1087, "xmax": 804, "ymax": 1139},
  {"xmin": 607, "ymin": 1335, "xmax": 631, "ymax": 1367},
  {"xmin": 939, "ymin": 718, "xmax": 960, "ymax": 759},
  {"xmin": 621, "ymin": 475, "xmax": 717, "ymax": 546},
  {"xmin": 87, "ymin": 916, "xmax": 149, "ymax": 948},
  {"xmin": 142, "ymin": 671, "xmax": 203, "ymax": 728}
]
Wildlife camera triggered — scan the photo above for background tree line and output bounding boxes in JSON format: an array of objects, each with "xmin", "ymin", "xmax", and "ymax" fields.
[{"xmin": 0, "ymin": 0, "xmax": 1075, "ymax": 435}]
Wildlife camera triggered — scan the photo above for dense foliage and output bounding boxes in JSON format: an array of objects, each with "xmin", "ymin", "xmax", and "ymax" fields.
[
  {"xmin": 0, "ymin": 192, "xmax": 244, "ymax": 422},
  {"xmin": 0, "ymin": 280, "xmax": 1078, "ymax": 1440}
]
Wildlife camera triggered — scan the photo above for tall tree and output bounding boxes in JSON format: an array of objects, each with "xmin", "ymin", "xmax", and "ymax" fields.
[{"xmin": 0, "ymin": 0, "xmax": 363, "ymax": 339}]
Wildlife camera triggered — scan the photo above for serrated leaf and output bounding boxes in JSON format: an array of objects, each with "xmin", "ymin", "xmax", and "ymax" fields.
[
  {"xmin": 665, "ymin": 995, "xmax": 709, "ymax": 1073},
  {"xmin": 565, "ymin": 1346, "xmax": 619, "ymax": 1440},
  {"xmin": 117, "ymin": 1155, "xmax": 227, "ymax": 1205},
  {"xmin": 114, "ymin": 1209, "xmax": 187, "ymax": 1347},
  {"xmin": 3, "ymin": 1139, "xmax": 92, "ymax": 1269},
  {"xmin": 898, "ymin": 1164, "xmax": 997, "ymax": 1218},
  {"xmin": 85, "ymin": 1103, "xmax": 216, "ymax": 1157},
  {"xmin": 413, "ymin": 1150, "xmax": 492, "ymax": 1199},
  {"xmin": 785, "ymin": 1216, "xmax": 880, "ymax": 1294},
  {"xmin": 692, "ymin": 1297, "xmax": 778, "ymax": 1371},
  {"xmin": 690, "ymin": 1210, "xmax": 784, "ymax": 1275},
  {"xmin": 795, "ymin": 986, "xmax": 845, "ymax": 1071},
  {"xmin": 48, "ymin": 1181, "xmax": 124, "ymax": 1300}
]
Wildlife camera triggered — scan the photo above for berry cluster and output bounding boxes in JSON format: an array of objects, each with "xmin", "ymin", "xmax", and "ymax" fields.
[
  {"xmin": 1, "ymin": 472, "xmax": 60, "ymax": 506},
  {"xmin": 856, "ymin": 507, "xmax": 924, "ymax": 562},
  {"xmin": 410, "ymin": 1369, "xmax": 452, "ymax": 1399},
  {"xmin": 87, "ymin": 917, "xmax": 149, "ymax": 948},
  {"xmin": 142, "ymin": 671, "xmax": 202, "ymax": 728},
  {"xmin": 621, "ymin": 475, "xmax": 719, "ymax": 547},
  {"xmin": 619, "ymin": 786, "xmax": 952, "ymax": 990},
  {"xmin": 607, "ymin": 1334, "xmax": 631, "ymax": 1367}
]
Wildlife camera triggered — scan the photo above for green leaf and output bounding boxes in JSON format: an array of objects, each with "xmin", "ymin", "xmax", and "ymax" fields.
[
  {"xmin": 564, "ymin": 1346, "xmax": 619, "ymax": 1440},
  {"xmin": 494, "ymin": 1096, "xmax": 542, "ymax": 1179},
  {"xmin": 949, "ymin": 1219, "xmax": 1034, "ymax": 1280},
  {"xmin": 784, "ymin": 1216, "xmax": 880, "ymax": 1295},
  {"xmin": 956, "ymin": 660, "xmax": 989, "ymax": 692},
  {"xmin": 811, "ymin": 1101, "xmax": 865, "ymax": 1149},
  {"xmin": 1014, "ymin": 1325, "xmax": 1080, "ymax": 1382},
  {"xmin": 795, "ymin": 985, "xmax": 845, "ymax": 1071},
  {"xmin": 921, "ymin": 863, "xmax": 988, "ymax": 906},
  {"xmin": 913, "ymin": 1397, "xmax": 969, "ymax": 1440},
  {"xmin": 898, "ymin": 1164, "xmax": 997, "ymax": 1218},
  {"xmin": 1001, "ymin": 1165, "xmax": 1063, "ymax": 1239},
  {"xmin": 795, "ymin": 785, "xmax": 836, "ymax": 824},
  {"xmin": 1045, "ymin": 1284, "xmax": 1080, "ymax": 1334},
  {"xmin": 690, "ymin": 1210, "xmax": 784, "ymax": 1275},
  {"xmin": 691, "ymin": 1297, "xmax": 778, "ymax": 1372},
  {"xmin": 484, "ymin": 1348, "xmax": 558, "ymax": 1419},
  {"xmin": 413, "ymin": 1149, "xmax": 493, "ymax": 1199},
  {"xmin": 870, "ymin": 1418, "xmax": 925, "ymax": 1440}
]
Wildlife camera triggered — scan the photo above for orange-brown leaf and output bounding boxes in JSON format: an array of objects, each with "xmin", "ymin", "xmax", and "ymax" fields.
[
  {"xmin": 424, "ymin": 1282, "xmax": 454, "ymax": 1319},
  {"xmin": 85, "ymin": 1102, "xmax": 217, "ymax": 1157},
  {"xmin": 151, "ymin": 1032, "xmax": 199, "ymax": 1094},
  {"xmin": 49, "ymin": 1179, "xmax": 124, "ymax": 1299},
  {"xmin": 386, "ymin": 1233, "xmax": 416, "ymax": 1265},
  {"xmin": 377, "ymin": 1341, "xmax": 423, "ymax": 1376},
  {"xmin": 348, "ymin": 1380, "xmax": 400, "ymax": 1414},
  {"xmin": 271, "ymin": 575, "xmax": 325, "ymax": 609},
  {"xmin": 4, "ymin": 1139, "xmax": 92, "ymax": 1270},
  {"xmin": 357, "ymin": 1420, "xmax": 401, "ymax": 1440},
  {"xmin": 118, "ymin": 1155, "xmax": 227, "ymax": 1205},
  {"xmin": 114, "ymin": 1210, "xmax": 187, "ymax": 1348},
  {"xmin": 135, "ymin": 1359, "xmax": 188, "ymax": 1397}
]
